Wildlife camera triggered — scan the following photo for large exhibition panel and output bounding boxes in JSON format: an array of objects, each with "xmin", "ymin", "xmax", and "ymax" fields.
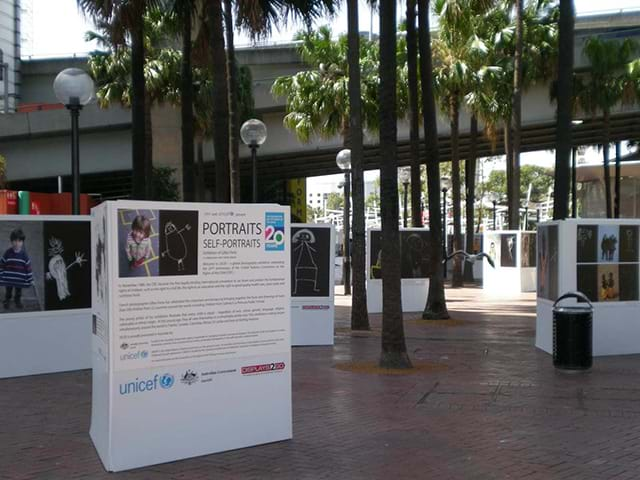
[
  {"xmin": 291, "ymin": 223, "xmax": 335, "ymax": 346},
  {"xmin": 366, "ymin": 228, "xmax": 431, "ymax": 313},
  {"xmin": 0, "ymin": 215, "xmax": 92, "ymax": 378},
  {"xmin": 536, "ymin": 219, "xmax": 640, "ymax": 356},
  {"xmin": 90, "ymin": 201, "xmax": 292, "ymax": 471}
]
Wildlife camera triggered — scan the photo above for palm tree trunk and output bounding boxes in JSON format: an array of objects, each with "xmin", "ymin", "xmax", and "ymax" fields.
[
  {"xmin": 552, "ymin": 0, "xmax": 574, "ymax": 220},
  {"xmin": 181, "ymin": 3, "xmax": 195, "ymax": 202},
  {"xmin": 450, "ymin": 97, "xmax": 463, "ymax": 287},
  {"xmin": 379, "ymin": 0, "xmax": 411, "ymax": 369},
  {"xmin": 347, "ymin": 0, "xmax": 369, "ymax": 331},
  {"xmin": 615, "ymin": 141, "xmax": 621, "ymax": 218},
  {"xmin": 504, "ymin": 122, "xmax": 513, "ymax": 229},
  {"xmin": 418, "ymin": 0, "xmax": 449, "ymax": 320},
  {"xmin": 196, "ymin": 138, "xmax": 205, "ymax": 201},
  {"xmin": 406, "ymin": 0, "xmax": 422, "ymax": 228},
  {"xmin": 208, "ymin": 0, "xmax": 230, "ymax": 202},
  {"xmin": 464, "ymin": 115, "xmax": 478, "ymax": 283},
  {"xmin": 144, "ymin": 92, "xmax": 153, "ymax": 199},
  {"xmin": 224, "ymin": 0, "xmax": 240, "ymax": 202},
  {"xmin": 603, "ymin": 108, "xmax": 612, "ymax": 218},
  {"xmin": 509, "ymin": 0, "xmax": 523, "ymax": 230},
  {"xmin": 131, "ymin": 10, "xmax": 147, "ymax": 199}
]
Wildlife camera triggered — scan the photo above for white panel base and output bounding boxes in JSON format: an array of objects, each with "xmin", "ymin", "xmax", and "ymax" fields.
[
  {"xmin": 366, "ymin": 279, "xmax": 429, "ymax": 313},
  {"xmin": 0, "ymin": 311, "xmax": 91, "ymax": 378},
  {"xmin": 536, "ymin": 299, "xmax": 640, "ymax": 356},
  {"xmin": 291, "ymin": 302, "xmax": 334, "ymax": 346}
]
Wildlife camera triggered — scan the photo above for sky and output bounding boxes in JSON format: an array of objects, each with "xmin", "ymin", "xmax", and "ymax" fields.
[{"xmin": 26, "ymin": 0, "xmax": 640, "ymax": 58}]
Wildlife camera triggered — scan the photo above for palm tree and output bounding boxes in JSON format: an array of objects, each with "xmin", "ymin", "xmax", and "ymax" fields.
[
  {"xmin": 464, "ymin": 114, "xmax": 478, "ymax": 281},
  {"xmin": 433, "ymin": 0, "xmax": 494, "ymax": 287},
  {"xmin": 418, "ymin": 0, "xmax": 449, "ymax": 319},
  {"xmin": 575, "ymin": 37, "xmax": 637, "ymax": 218},
  {"xmin": 207, "ymin": 0, "xmax": 230, "ymax": 202},
  {"xmin": 79, "ymin": 0, "xmax": 162, "ymax": 200},
  {"xmin": 346, "ymin": 0, "xmax": 370, "ymax": 331},
  {"xmin": 508, "ymin": 0, "xmax": 523, "ymax": 230},
  {"xmin": 273, "ymin": 28, "xmax": 384, "ymax": 331},
  {"xmin": 552, "ymin": 0, "xmax": 574, "ymax": 220},
  {"xmin": 379, "ymin": 0, "xmax": 411, "ymax": 369},
  {"xmin": 406, "ymin": 0, "xmax": 422, "ymax": 227},
  {"xmin": 178, "ymin": 0, "xmax": 196, "ymax": 202},
  {"xmin": 224, "ymin": 0, "xmax": 241, "ymax": 202}
]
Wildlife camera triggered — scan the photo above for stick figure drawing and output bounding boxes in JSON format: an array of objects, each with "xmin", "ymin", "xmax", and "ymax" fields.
[
  {"xmin": 292, "ymin": 229, "xmax": 319, "ymax": 295},
  {"xmin": 161, "ymin": 221, "xmax": 191, "ymax": 271},
  {"xmin": 46, "ymin": 237, "xmax": 87, "ymax": 301}
]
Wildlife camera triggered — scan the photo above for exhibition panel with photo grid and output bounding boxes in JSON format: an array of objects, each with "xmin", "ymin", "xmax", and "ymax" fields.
[
  {"xmin": 0, "ymin": 215, "xmax": 92, "ymax": 378},
  {"xmin": 482, "ymin": 230, "xmax": 537, "ymax": 294},
  {"xmin": 536, "ymin": 219, "xmax": 640, "ymax": 356},
  {"xmin": 366, "ymin": 228, "xmax": 431, "ymax": 313}
]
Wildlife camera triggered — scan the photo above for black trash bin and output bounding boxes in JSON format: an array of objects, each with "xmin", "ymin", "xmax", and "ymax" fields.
[{"xmin": 553, "ymin": 292, "xmax": 593, "ymax": 370}]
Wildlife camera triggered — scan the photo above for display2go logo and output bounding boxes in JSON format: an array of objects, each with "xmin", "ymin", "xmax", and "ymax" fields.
[{"xmin": 264, "ymin": 212, "xmax": 285, "ymax": 251}]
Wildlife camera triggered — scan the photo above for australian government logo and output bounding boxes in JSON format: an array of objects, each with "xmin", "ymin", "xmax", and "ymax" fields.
[
  {"xmin": 264, "ymin": 212, "xmax": 285, "ymax": 251},
  {"xmin": 180, "ymin": 369, "xmax": 199, "ymax": 385}
]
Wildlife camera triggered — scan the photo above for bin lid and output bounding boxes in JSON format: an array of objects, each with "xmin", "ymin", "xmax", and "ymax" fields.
[{"xmin": 554, "ymin": 305, "xmax": 592, "ymax": 314}]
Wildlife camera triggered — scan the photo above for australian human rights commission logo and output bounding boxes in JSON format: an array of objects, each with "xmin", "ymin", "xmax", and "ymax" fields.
[{"xmin": 264, "ymin": 212, "xmax": 285, "ymax": 251}]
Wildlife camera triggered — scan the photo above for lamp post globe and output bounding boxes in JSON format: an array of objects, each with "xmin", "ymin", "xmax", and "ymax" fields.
[
  {"xmin": 336, "ymin": 149, "xmax": 352, "ymax": 295},
  {"xmin": 53, "ymin": 68, "xmax": 95, "ymax": 215},
  {"xmin": 240, "ymin": 119, "xmax": 267, "ymax": 202},
  {"xmin": 336, "ymin": 149, "xmax": 351, "ymax": 171}
]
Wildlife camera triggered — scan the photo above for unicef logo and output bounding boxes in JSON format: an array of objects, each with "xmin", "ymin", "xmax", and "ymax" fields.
[
  {"xmin": 140, "ymin": 350, "xmax": 149, "ymax": 359},
  {"xmin": 160, "ymin": 374, "xmax": 174, "ymax": 389}
]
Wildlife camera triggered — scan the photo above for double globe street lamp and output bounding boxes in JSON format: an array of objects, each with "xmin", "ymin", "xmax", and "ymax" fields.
[
  {"xmin": 240, "ymin": 119, "xmax": 267, "ymax": 203},
  {"xmin": 53, "ymin": 68, "xmax": 95, "ymax": 215},
  {"xmin": 336, "ymin": 149, "xmax": 351, "ymax": 296}
]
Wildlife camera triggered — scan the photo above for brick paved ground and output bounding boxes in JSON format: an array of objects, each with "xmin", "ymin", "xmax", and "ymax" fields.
[{"xmin": 3, "ymin": 287, "xmax": 640, "ymax": 479}]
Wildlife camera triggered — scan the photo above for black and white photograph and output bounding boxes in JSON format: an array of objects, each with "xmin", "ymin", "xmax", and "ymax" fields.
[
  {"xmin": 619, "ymin": 264, "xmax": 639, "ymax": 301},
  {"xmin": 598, "ymin": 225, "xmax": 619, "ymax": 263},
  {"xmin": 369, "ymin": 230, "xmax": 383, "ymax": 279},
  {"xmin": 159, "ymin": 210, "xmax": 199, "ymax": 276},
  {"xmin": 486, "ymin": 234, "xmax": 501, "ymax": 268},
  {"xmin": 94, "ymin": 212, "xmax": 107, "ymax": 306},
  {"xmin": 43, "ymin": 221, "xmax": 92, "ymax": 311},
  {"xmin": 118, "ymin": 209, "xmax": 160, "ymax": 278},
  {"xmin": 291, "ymin": 226, "xmax": 331, "ymax": 297},
  {"xmin": 400, "ymin": 231, "xmax": 432, "ymax": 279},
  {"xmin": 500, "ymin": 234, "xmax": 517, "ymax": 268},
  {"xmin": 577, "ymin": 264, "xmax": 599, "ymax": 303},
  {"xmin": 537, "ymin": 225, "xmax": 558, "ymax": 300},
  {"xmin": 0, "ymin": 221, "xmax": 44, "ymax": 313},
  {"xmin": 577, "ymin": 225, "xmax": 598, "ymax": 263},
  {"xmin": 521, "ymin": 233, "xmax": 536, "ymax": 268},
  {"xmin": 619, "ymin": 225, "xmax": 639, "ymax": 263}
]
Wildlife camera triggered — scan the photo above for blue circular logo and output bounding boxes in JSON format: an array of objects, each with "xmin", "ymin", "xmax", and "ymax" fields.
[{"xmin": 160, "ymin": 374, "xmax": 174, "ymax": 389}]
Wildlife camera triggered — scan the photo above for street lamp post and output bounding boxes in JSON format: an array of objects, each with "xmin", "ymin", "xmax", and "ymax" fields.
[
  {"xmin": 399, "ymin": 168, "xmax": 411, "ymax": 228},
  {"xmin": 336, "ymin": 149, "xmax": 352, "ymax": 296},
  {"xmin": 440, "ymin": 176, "xmax": 451, "ymax": 278},
  {"xmin": 489, "ymin": 192, "xmax": 499, "ymax": 230},
  {"xmin": 240, "ymin": 119, "xmax": 267, "ymax": 202},
  {"xmin": 53, "ymin": 68, "xmax": 95, "ymax": 215}
]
